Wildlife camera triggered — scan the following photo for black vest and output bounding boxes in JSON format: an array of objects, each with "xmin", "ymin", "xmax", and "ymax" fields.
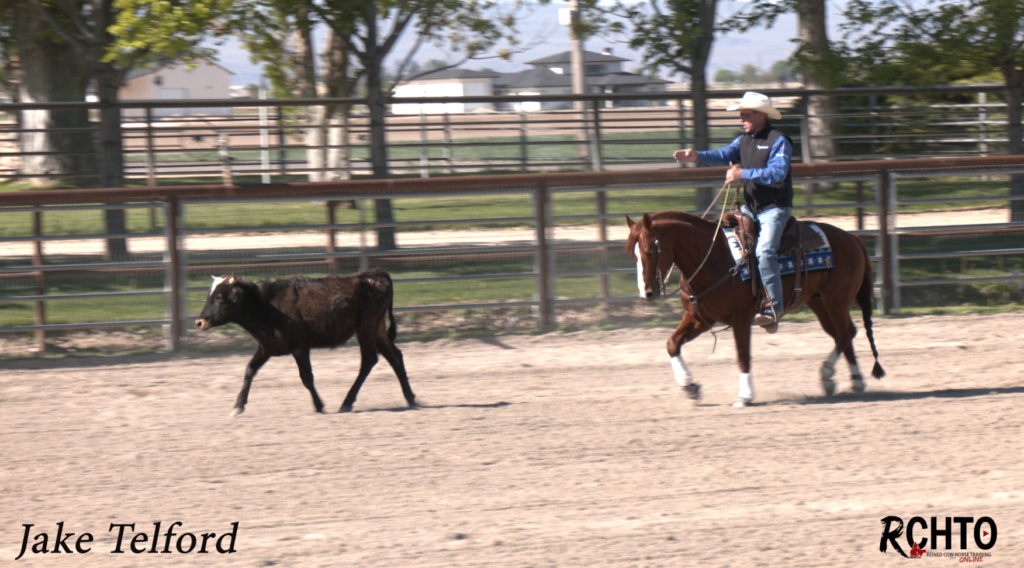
[{"xmin": 738, "ymin": 124, "xmax": 793, "ymax": 213}]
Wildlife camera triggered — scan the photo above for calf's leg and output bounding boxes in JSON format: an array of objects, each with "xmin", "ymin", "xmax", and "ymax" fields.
[
  {"xmin": 340, "ymin": 330, "xmax": 379, "ymax": 413},
  {"xmin": 377, "ymin": 329, "xmax": 416, "ymax": 407},
  {"xmin": 292, "ymin": 347, "xmax": 326, "ymax": 413},
  {"xmin": 232, "ymin": 346, "xmax": 269, "ymax": 417}
]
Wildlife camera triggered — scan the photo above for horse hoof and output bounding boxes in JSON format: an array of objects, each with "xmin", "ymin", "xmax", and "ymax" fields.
[
  {"xmin": 339, "ymin": 405, "xmax": 353, "ymax": 413},
  {"xmin": 852, "ymin": 377, "xmax": 865, "ymax": 393},
  {"xmin": 820, "ymin": 364, "xmax": 835, "ymax": 381},
  {"xmin": 683, "ymin": 383, "xmax": 702, "ymax": 402},
  {"xmin": 821, "ymin": 378, "xmax": 836, "ymax": 396},
  {"xmin": 732, "ymin": 397, "xmax": 752, "ymax": 408},
  {"xmin": 229, "ymin": 407, "xmax": 245, "ymax": 417}
]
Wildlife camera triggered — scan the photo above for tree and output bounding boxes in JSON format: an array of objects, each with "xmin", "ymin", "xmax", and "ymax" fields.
[
  {"xmin": 713, "ymin": 68, "xmax": 738, "ymax": 84},
  {"xmin": 721, "ymin": 0, "xmax": 840, "ymax": 165},
  {"xmin": 311, "ymin": 0, "xmax": 540, "ymax": 249},
  {"xmin": 767, "ymin": 59, "xmax": 798, "ymax": 85},
  {"xmin": 737, "ymin": 63, "xmax": 764, "ymax": 84},
  {"xmin": 615, "ymin": 0, "xmax": 719, "ymax": 153},
  {"xmin": 9, "ymin": 0, "xmax": 167, "ymax": 257},
  {"xmin": 112, "ymin": 0, "xmax": 542, "ymax": 250},
  {"xmin": 841, "ymin": 0, "xmax": 1024, "ymax": 221}
]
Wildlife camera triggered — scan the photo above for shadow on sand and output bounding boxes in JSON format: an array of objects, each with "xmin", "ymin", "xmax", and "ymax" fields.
[{"xmin": 770, "ymin": 385, "xmax": 1024, "ymax": 406}]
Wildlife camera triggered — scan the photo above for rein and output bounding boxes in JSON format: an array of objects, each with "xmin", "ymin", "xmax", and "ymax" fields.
[
  {"xmin": 654, "ymin": 181, "xmax": 734, "ymax": 298},
  {"xmin": 649, "ymin": 182, "xmax": 739, "ymax": 352}
]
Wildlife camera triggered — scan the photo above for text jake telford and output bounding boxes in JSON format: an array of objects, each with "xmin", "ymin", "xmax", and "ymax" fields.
[{"xmin": 15, "ymin": 521, "xmax": 238, "ymax": 560}]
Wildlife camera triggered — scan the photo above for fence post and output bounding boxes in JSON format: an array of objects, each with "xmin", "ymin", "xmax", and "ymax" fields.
[
  {"xmin": 889, "ymin": 171, "xmax": 901, "ymax": 313},
  {"xmin": 590, "ymin": 99, "xmax": 604, "ymax": 172},
  {"xmin": 218, "ymin": 132, "xmax": 233, "ymax": 185},
  {"xmin": 419, "ymin": 111, "xmax": 429, "ymax": 178},
  {"xmin": 164, "ymin": 197, "xmax": 182, "ymax": 350},
  {"xmin": 519, "ymin": 111, "xmax": 529, "ymax": 173},
  {"xmin": 443, "ymin": 112, "xmax": 453, "ymax": 174},
  {"xmin": 259, "ymin": 88, "xmax": 271, "ymax": 183},
  {"xmin": 277, "ymin": 105, "xmax": 286, "ymax": 174},
  {"xmin": 878, "ymin": 170, "xmax": 892, "ymax": 315},
  {"xmin": 535, "ymin": 181, "xmax": 552, "ymax": 327},
  {"xmin": 145, "ymin": 108, "xmax": 159, "ymax": 231},
  {"xmin": 326, "ymin": 200, "xmax": 337, "ymax": 275},
  {"xmin": 357, "ymin": 199, "xmax": 369, "ymax": 272},
  {"xmin": 800, "ymin": 101, "xmax": 814, "ymax": 215},
  {"xmin": 855, "ymin": 180, "xmax": 864, "ymax": 231},
  {"xmin": 596, "ymin": 188, "xmax": 608, "ymax": 306},
  {"xmin": 32, "ymin": 207, "xmax": 45, "ymax": 353}
]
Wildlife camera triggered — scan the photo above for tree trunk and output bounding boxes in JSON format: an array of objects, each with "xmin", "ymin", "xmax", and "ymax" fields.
[
  {"xmin": 13, "ymin": 9, "xmax": 95, "ymax": 185},
  {"xmin": 691, "ymin": 0, "xmax": 716, "ymax": 212},
  {"xmin": 94, "ymin": 62, "xmax": 129, "ymax": 258},
  {"xmin": 294, "ymin": 6, "xmax": 326, "ymax": 182},
  {"xmin": 797, "ymin": 0, "xmax": 838, "ymax": 164},
  {"xmin": 1005, "ymin": 70, "xmax": 1023, "ymax": 222},
  {"xmin": 364, "ymin": 2, "xmax": 396, "ymax": 250},
  {"xmin": 323, "ymin": 27, "xmax": 352, "ymax": 182}
]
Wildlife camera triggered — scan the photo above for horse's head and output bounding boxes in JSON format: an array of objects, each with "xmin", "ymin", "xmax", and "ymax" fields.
[{"xmin": 626, "ymin": 213, "xmax": 664, "ymax": 302}]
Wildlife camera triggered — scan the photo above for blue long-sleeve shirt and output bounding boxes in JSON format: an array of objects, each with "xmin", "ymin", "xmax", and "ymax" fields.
[{"xmin": 696, "ymin": 134, "xmax": 792, "ymax": 186}]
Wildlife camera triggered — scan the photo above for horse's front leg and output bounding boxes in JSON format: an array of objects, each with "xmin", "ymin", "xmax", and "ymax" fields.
[
  {"xmin": 731, "ymin": 319, "xmax": 755, "ymax": 407},
  {"xmin": 667, "ymin": 311, "xmax": 710, "ymax": 402}
]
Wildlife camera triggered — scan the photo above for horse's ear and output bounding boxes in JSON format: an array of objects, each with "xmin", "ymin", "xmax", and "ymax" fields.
[
  {"xmin": 625, "ymin": 214, "xmax": 635, "ymax": 229},
  {"xmin": 642, "ymin": 213, "xmax": 653, "ymax": 230}
]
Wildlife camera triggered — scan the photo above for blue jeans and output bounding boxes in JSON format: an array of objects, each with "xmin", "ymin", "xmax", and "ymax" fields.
[{"xmin": 741, "ymin": 205, "xmax": 792, "ymax": 316}]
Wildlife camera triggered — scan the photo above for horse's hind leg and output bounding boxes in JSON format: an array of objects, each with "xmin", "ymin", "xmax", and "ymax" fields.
[
  {"xmin": 818, "ymin": 296, "xmax": 866, "ymax": 394},
  {"xmin": 806, "ymin": 296, "xmax": 841, "ymax": 396}
]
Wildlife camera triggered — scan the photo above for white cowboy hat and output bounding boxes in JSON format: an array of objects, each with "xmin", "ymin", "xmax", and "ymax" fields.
[{"xmin": 726, "ymin": 91, "xmax": 782, "ymax": 121}]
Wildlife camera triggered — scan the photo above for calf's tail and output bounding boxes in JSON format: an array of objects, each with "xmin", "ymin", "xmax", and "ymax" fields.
[
  {"xmin": 855, "ymin": 241, "xmax": 885, "ymax": 379},
  {"xmin": 388, "ymin": 301, "xmax": 397, "ymax": 343}
]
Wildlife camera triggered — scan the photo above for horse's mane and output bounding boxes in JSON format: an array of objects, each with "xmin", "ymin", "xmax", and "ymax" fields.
[{"xmin": 626, "ymin": 210, "xmax": 718, "ymax": 254}]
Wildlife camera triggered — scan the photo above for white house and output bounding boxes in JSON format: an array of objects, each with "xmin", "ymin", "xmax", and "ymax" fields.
[
  {"xmin": 119, "ymin": 60, "xmax": 234, "ymax": 118},
  {"xmin": 392, "ymin": 69, "xmax": 500, "ymax": 115},
  {"xmin": 392, "ymin": 49, "xmax": 669, "ymax": 114}
]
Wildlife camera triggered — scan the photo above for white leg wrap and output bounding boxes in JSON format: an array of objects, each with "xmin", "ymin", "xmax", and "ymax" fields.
[
  {"xmin": 826, "ymin": 348, "xmax": 841, "ymax": 365},
  {"xmin": 670, "ymin": 354, "xmax": 694, "ymax": 386},
  {"xmin": 821, "ymin": 348, "xmax": 840, "ymax": 380},
  {"xmin": 737, "ymin": 372, "xmax": 755, "ymax": 402},
  {"xmin": 634, "ymin": 244, "xmax": 645, "ymax": 298},
  {"xmin": 850, "ymin": 363, "xmax": 861, "ymax": 377}
]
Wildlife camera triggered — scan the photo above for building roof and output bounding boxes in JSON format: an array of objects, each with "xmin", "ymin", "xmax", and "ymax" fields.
[
  {"xmin": 587, "ymin": 72, "xmax": 672, "ymax": 86},
  {"xmin": 406, "ymin": 68, "xmax": 501, "ymax": 81},
  {"xmin": 494, "ymin": 67, "xmax": 572, "ymax": 89},
  {"xmin": 525, "ymin": 50, "xmax": 629, "ymax": 65}
]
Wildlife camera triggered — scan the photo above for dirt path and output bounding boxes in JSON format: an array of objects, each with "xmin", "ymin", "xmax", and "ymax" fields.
[{"xmin": 2, "ymin": 313, "xmax": 1023, "ymax": 567}]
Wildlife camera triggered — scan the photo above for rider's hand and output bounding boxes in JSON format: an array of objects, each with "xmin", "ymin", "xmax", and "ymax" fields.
[
  {"xmin": 725, "ymin": 162, "xmax": 743, "ymax": 185},
  {"xmin": 673, "ymin": 149, "xmax": 698, "ymax": 163}
]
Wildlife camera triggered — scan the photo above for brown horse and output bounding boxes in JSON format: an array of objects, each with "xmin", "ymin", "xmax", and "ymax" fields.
[{"xmin": 625, "ymin": 210, "xmax": 884, "ymax": 406}]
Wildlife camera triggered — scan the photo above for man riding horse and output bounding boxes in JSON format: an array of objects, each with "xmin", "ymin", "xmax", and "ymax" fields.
[{"xmin": 674, "ymin": 92, "xmax": 792, "ymax": 333}]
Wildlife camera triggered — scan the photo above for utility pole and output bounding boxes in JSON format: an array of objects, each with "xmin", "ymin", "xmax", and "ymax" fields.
[{"xmin": 566, "ymin": 0, "xmax": 589, "ymax": 162}]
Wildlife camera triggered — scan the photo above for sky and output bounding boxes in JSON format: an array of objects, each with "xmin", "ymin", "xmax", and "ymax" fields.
[{"xmin": 215, "ymin": 1, "xmax": 849, "ymax": 88}]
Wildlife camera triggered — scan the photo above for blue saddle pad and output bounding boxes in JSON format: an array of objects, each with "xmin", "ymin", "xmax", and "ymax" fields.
[{"xmin": 724, "ymin": 224, "xmax": 835, "ymax": 283}]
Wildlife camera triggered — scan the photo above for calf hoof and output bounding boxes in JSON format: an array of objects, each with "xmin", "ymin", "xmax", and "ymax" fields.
[
  {"xmin": 339, "ymin": 405, "xmax": 353, "ymax": 413},
  {"xmin": 229, "ymin": 407, "xmax": 245, "ymax": 417},
  {"xmin": 852, "ymin": 376, "xmax": 866, "ymax": 393},
  {"xmin": 821, "ymin": 378, "xmax": 836, "ymax": 397}
]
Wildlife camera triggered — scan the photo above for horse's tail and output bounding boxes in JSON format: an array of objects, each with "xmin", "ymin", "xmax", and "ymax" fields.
[{"xmin": 855, "ymin": 240, "xmax": 885, "ymax": 379}]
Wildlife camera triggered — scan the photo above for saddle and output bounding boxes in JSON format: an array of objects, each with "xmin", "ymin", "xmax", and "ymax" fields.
[{"xmin": 722, "ymin": 206, "xmax": 825, "ymax": 311}]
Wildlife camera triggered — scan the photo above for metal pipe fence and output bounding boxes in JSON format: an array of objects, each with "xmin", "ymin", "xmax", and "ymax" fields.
[
  {"xmin": 1, "ymin": 84, "xmax": 1019, "ymax": 184},
  {"xmin": 1, "ymin": 155, "xmax": 1023, "ymax": 353}
]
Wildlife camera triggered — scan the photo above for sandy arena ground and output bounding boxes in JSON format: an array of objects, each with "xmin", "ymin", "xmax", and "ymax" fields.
[{"xmin": 1, "ymin": 313, "xmax": 1023, "ymax": 567}]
